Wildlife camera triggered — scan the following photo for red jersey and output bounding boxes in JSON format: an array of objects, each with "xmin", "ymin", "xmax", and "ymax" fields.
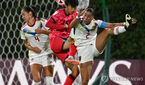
[{"xmin": 46, "ymin": 8, "xmax": 78, "ymax": 39}]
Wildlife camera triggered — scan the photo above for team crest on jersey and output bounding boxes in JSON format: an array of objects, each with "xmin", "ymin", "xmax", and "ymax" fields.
[{"xmin": 29, "ymin": 58, "xmax": 34, "ymax": 63}]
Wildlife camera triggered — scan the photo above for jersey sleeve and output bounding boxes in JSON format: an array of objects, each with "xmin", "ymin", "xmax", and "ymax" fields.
[
  {"xmin": 45, "ymin": 9, "xmax": 65, "ymax": 30},
  {"xmin": 45, "ymin": 18, "xmax": 64, "ymax": 30},
  {"xmin": 69, "ymin": 28, "xmax": 75, "ymax": 38},
  {"xmin": 20, "ymin": 30, "xmax": 26, "ymax": 40},
  {"xmin": 95, "ymin": 20, "xmax": 107, "ymax": 29},
  {"xmin": 50, "ymin": 10, "xmax": 60, "ymax": 23},
  {"xmin": 40, "ymin": 18, "xmax": 50, "ymax": 30},
  {"xmin": 20, "ymin": 24, "xmax": 27, "ymax": 40}
]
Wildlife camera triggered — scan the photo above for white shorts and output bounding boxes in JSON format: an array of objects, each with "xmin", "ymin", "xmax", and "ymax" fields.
[
  {"xmin": 77, "ymin": 40, "xmax": 100, "ymax": 64},
  {"xmin": 29, "ymin": 54, "xmax": 55, "ymax": 67}
]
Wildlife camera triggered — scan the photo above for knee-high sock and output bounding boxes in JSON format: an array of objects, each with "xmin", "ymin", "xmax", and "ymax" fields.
[
  {"xmin": 114, "ymin": 26, "xmax": 126, "ymax": 35},
  {"xmin": 64, "ymin": 73, "xmax": 76, "ymax": 85},
  {"xmin": 45, "ymin": 77, "xmax": 54, "ymax": 85},
  {"xmin": 69, "ymin": 44, "xmax": 77, "ymax": 58}
]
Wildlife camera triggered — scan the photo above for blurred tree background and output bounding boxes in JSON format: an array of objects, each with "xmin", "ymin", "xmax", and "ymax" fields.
[{"xmin": 90, "ymin": 0, "xmax": 145, "ymax": 59}]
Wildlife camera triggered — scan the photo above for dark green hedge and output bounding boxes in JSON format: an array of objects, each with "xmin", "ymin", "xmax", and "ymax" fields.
[{"xmin": 90, "ymin": 0, "xmax": 145, "ymax": 59}]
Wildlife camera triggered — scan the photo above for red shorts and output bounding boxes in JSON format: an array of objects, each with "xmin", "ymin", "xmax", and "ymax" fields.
[{"xmin": 49, "ymin": 35, "xmax": 69, "ymax": 63}]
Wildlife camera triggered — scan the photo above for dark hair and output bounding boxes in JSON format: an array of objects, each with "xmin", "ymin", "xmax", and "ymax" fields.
[
  {"xmin": 65, "ymin": 0, "xmax": 79, "ymax": 8},
  {"xmin": 22, "ymin": 6, "xmax": 37, "ymax": 18},
  {"xmin": 86, "ymin": 5, "xmax": 96, "ymax": 16}
]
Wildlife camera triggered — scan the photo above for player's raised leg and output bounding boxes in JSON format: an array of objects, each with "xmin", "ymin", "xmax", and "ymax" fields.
[{"xmin": 95, "ymin": 14, "xmax": 133, "ymax": 53}]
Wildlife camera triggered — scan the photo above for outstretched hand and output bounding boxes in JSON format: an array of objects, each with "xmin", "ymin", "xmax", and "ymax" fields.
[
  {"xmin": 78, "ymin": 8, "xmax": 85, "ymax": 17},
  {"xmin": 131, "ymin": 18, "xmax": 137, "ymax": 24}
]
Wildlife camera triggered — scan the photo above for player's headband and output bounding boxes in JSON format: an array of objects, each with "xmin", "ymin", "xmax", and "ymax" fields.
[{"xmin": 85, "ymin": 8, "xmax": 94, "ymax": 16}]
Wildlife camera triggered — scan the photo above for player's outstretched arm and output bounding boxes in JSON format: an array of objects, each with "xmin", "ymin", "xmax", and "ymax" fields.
[
  {"xmin": 45, "ymin": 18, "xmax": 66, "ymax": 30},
  {"xmin": 70, "ymin": 8, "xmax": 85, "ymax": 28},
  {"xmin": 70, "ymin": 16, "xmax": 80, "ymax": 28},
  {"xmin": 23, "ymin": 39, "xmax": 41, "ymax": 53}
]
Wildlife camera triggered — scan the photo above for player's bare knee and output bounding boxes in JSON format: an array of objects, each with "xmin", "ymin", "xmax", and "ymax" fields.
[
  {"xmin": 72, "ymin": 67, "xmax": 79, "ymax": 76},
  {"xmin": 104, "ymin": 28, "xmax": 112, "ymax": 34},
  {"xmin": 82, "ymin": 76, "xmax": 89, "ymax": 83},
  {"xmin": 72, "ymin": 71, "xmax": 79, "ymax": 77},
  {"xmin": 33, "ymin": 77, "xmax": 41, "ymax": 82},
  {"xmin": 82, "ymin": 80, "xmax": 89, "ymax": 85},
  {"xmin": 43, "ymin": 66, "xmax": 54, "ymax": 76},
  {"xmin": 66, "ymin": 64, "xmax": 79, "ymax": 76}
]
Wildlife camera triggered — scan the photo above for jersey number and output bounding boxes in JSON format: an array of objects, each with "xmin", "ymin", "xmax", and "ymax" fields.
[
  {"xmin": 86, "ymin": 33, "xmax": 90, "ymax": 39},
  {"xmin": 34, "ymin": 37, "xmax": 40, "ymax": 42}
]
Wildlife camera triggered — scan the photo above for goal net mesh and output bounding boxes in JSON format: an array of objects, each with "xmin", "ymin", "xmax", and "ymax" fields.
[{"xmin": 0, "ymin": 0, "xmax": 89, "ymax": 85}]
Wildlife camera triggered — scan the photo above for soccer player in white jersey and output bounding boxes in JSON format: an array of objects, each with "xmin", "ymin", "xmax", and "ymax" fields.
[
  {"xmin": 20, "ymin": 6, "xmax": 54, "ymax": 85},
  {"xmin": 70, "ymin": 7, "xmax": 137, "ymax": 85}
]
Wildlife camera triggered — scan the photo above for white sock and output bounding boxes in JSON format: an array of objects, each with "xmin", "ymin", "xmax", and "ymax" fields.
[
  {"xmin": 113, "ymin": 26, "xmax": 126, "ymax": 35},
  {"xmin": 45, "ymin": 77, "xmax": 54, "ymax": 85},
  {"xmin": 34, "ymin": 81, "xmax": 41, "ymax": 85}
]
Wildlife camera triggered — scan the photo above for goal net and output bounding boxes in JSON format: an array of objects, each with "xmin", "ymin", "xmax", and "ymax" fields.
[{"xmin": 0, "ymin": 0, "xmax": 89, "ymax": 85}]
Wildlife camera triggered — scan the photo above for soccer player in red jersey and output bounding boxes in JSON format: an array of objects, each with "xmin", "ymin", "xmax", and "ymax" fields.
[{"xmin": 45, "ymin": 0, "xmax": 80, "ymax": 85}]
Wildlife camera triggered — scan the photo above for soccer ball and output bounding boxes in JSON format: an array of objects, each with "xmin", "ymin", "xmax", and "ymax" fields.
[{"xmin": 56, "ymin": 0, "xmax": 65, "ymax": 6}]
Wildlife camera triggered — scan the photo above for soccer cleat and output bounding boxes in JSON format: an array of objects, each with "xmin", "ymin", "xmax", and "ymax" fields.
[
  {"xmin": 125, "ymin": 14, "xmax": 132, "ymax": 31},
  {"xmin": 65, "ymin": 57, "xmax": 79, "ymax": 65}
]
